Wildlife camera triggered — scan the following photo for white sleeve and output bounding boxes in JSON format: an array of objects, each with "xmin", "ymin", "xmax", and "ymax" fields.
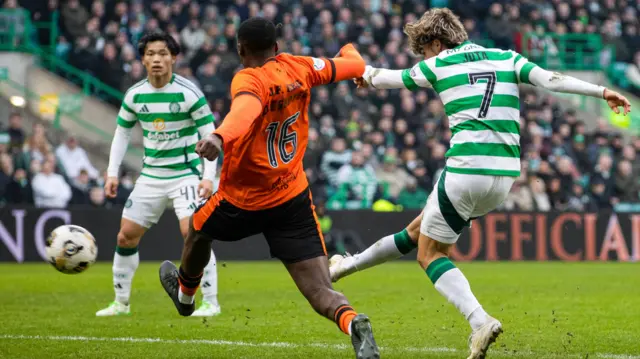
[
  {"xmin": 528, "ymin": 67, "xmax": 605, "ymax": 98},
  {"xmin": 514, "ymin": 52, "xmax": 605, "ymax": 98},
  {"xmin": 191, "ymin": 96, "xmax": 218, "ymax": 181},
  {"xmin": 197, "ymin": 122, "xmax": 218, "ymax": 181},
  {"xmin": 364, "ymin": 61, "xmax": 433, "ymax": 90},
  {"xmin": 107, "ymin": 125, "xmax": 132, "ymax": 178}
]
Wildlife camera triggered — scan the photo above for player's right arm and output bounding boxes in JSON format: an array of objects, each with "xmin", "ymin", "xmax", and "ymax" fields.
[
  {"xmin": 515, "ymin": 53, "xmax": 631, "ymax": 115},
  {"xmin": 196, "ymin": 71, "xmax": 266, "ymax": 160},
  {"xmin": 358, "ymin": 61, "xmax": 434, "ymax": 90},
  {"xmin": 106, "ymin": 92, "xmax": 136, "ymax": 197}
]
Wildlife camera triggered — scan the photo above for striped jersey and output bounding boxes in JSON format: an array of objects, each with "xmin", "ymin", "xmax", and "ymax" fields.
[
  {"xmin": 399, "ymin": 41, "xmax": 537, "ymax": 177},
  {"xmin": 117, "ymin": 74, "xmax": 216, "ymax": 180}
]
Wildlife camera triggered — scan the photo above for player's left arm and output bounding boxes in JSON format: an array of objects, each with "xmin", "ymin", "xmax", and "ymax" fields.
[
  {"xmin": 516, "ymin": 53, "xmax": 631, "ymax": 115},
  {"xmin": 359, "ymin": 61, "xmax": 434, "ymax": 90},
  {"xmin": 190, "ymin": 95, "xmax": 218, "ymax": 197}
]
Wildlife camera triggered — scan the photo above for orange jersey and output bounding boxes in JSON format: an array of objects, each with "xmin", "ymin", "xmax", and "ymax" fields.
[{"xmin": 213, "ymin": 45, "xmax": 365, "ymax": 210}]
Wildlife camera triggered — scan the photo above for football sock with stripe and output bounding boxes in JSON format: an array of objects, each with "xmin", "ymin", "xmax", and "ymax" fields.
[
  {"xmin": 353, "ymin": 229, "xmax": 416, "ymax": 271},
  {"xmin": 426, "ymin": 257, "xmax": 488, "ymax": 331},
  {"xmin": 178, "ymin": 266, "xmax": 202, "ymax": 305},
  {"xmin": 113, "ymin": 246, "xmax": 139, "ymax": 306},
  {"xmin": 200, "ymin": 250, "xmax": 219, "ymax": 306},
  {"xmin": 334, "ymin": 304, "xmax": 357, "ymax": 335}
]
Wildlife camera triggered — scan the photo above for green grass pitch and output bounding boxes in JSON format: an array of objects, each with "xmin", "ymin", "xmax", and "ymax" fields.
[{"xmin": 1, "ymin": 261, "xmax": 639, "ymax": 359}]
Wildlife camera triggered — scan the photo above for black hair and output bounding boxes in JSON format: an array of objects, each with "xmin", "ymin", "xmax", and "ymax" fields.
[
  {"xmin": 137, "ymin": 30, "xmax": 181, "ymax": 57},
  {"xmin": 237, "ymin": 17, "xmax": 278, "ymax": 55}
]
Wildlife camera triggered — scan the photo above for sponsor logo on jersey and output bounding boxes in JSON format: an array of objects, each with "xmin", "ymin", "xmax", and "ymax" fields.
[
  {"xmin": 153, "ymin": 118, "xmax": 165, "ymax": 130},
  {"xmin": 147, "ymin": 130, "xmax": 181, "ymax": 141},
  {"xmin": 139, "ymin": 105, "xmax": 149, "ymax": 113},
  {"xmin": 312, "ymin": 57, "xmax": 325, "ymax": 71}
]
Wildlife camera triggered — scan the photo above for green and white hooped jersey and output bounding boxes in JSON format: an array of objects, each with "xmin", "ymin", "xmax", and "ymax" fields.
[
  {"xmin": 117, "ymin": 74, "xmax": 215, "ymax": 180},
  {"xmin": 401, "ymin": 41, "xmax": 537, "ymax": 177}
]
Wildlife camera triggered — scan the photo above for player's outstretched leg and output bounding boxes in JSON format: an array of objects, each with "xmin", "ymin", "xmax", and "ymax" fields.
[
  {"xmin": 159, "ymin": 219, "xmax": 212, "ymax": 316},
  {"xmin": 417, "ymin": 233, "xmax": 502, "ymax": 359},
  {"xmin": 192, "ymin": 250, "xmax": 221, "ymax": 317},
  {"xmin": 330, "ymin": 215, "xmax": 421, "ymax": 282},
  {"xmin": 286, "ymin": 256, "xmax": 379, "ymax": 359},
  {"xmin": 96, "ymin": 219, "xmax": 145, "ymax": 316}
]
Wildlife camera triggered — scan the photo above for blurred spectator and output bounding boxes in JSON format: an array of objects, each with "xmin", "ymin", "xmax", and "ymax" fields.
[
  {"xmin": 375, "ymin": 154, "xmax": 412, "ymax": 200},
  {"xmin": 4, "ymin": 168, "xmax": 33, "ymax": 205},
  {"xmin": 0, "ymin": 153, "xmax": 12, "ymax": 202},
  {"xmin": 70, "ymin": 169, "xmax": 92, "ymax": 205},
  {"xmin": 23, "ymin": 123, "xmax": 52, "ymax": 164},
  {"xmin": 55, "ymin": 136, "xmax": 99, "ymax": 179},
  {"xmin": 328, "ymin": 151, "xmax": 377, "ymax": 210},
  {"xmin": 321, "ymin": 138, "xmax": 351, "ymax": 188},
  {"xmin": 614, "ymin": 160, "xmax": 639, "ymax": 203},
  {"xmin": 31, "ymin": 159, "xmax": 72, "ymax": 208},
  {"xmin": 89, "ymin": 186, "xmax": 108, "ymax": 208},
  {"xmin": 396, "ymin": 177, "xmax": 429, "ymax": 210},
  {"xmin": 60, "ymin": 0, "xmax": 88, "ymax": 41},
  {"xmin": 7, "ymin": 113, "xmax": 25, "ymax": 153}
]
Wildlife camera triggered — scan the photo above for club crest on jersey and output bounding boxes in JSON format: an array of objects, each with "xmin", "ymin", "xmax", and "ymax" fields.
[
  {"xmin": 312, "ymin": 57, "xmax": 325, "ymax": 71},
  {"xmin": 153, "ymin": 118, "xmax": 166, "ymax": 130},
  {"xmin": 169, "ymin": 102, "xmax": 181, "ymax": 114}
]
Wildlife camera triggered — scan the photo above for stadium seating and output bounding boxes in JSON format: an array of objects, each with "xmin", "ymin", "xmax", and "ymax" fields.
[{"xmin": 1, "ymin": 0, "xmax": 639, "ymax": 211}]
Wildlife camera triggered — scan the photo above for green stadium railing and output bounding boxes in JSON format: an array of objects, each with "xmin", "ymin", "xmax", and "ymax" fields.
[
  {"xmin": 521, "ymin": 33, "xmax": 611, "ymax": 71},
  {"xmin": 0, "ymin": 10, "xmax": 144, "ymax": 157},
  {"xmin": 521, "ymin": 32, "xmax": 640, "ymax": 135}
]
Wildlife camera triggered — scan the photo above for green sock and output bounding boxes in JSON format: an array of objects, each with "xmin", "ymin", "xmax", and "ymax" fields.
[{"xmin": 393, "ymin": 229, "xmax": 417, "ymax": 254}]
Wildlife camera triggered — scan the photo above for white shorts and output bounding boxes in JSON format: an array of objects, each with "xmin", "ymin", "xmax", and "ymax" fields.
[
  {"xmin": 122, "ymin": 175, "xmax": 201, "ymax": 228},
  {"xmin": 420, "ymin": 169, "xmax": 515, "ymax": 244}
]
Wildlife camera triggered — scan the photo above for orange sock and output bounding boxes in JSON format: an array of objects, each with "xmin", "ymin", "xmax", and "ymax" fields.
[{"xmin": 334, "ymin": 305, "xmax": 357, "ymax": 335}]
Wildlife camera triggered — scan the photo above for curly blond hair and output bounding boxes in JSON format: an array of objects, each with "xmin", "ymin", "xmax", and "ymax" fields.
[{"xmin": 404, "ymin": 8, "xmax": 468, "ymax": 56}]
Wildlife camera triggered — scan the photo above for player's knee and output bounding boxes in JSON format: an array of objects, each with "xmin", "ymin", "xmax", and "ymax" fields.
[{"xmin": 116, "ymin": 230, "xmax": 141, "ymax": 248}]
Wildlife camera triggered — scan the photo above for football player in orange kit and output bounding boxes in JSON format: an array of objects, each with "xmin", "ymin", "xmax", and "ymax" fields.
[{"xmin": 159, "ymin": 17, "xmax": 379, "ymax": 359}]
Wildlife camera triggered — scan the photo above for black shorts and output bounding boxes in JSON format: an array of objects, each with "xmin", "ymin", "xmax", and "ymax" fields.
[{"xmin": 193, "ymin": 187, "xmax": 326, "ymax": 263}]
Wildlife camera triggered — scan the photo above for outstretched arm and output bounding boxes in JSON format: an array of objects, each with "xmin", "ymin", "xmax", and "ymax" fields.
[
  {"xmin": 302, "ymin": 44, "xmax": 366, "ymax": 86},
  {"xmin": 516, "ymin": 54, "xmax": 631, "ymax": 115},
  {"xmin": 358, "ymin": 62, "xmax": 433, "ymax": 90},
  {"xmin": 528, "ymin": 68, "xmax": 631, "ymax": 115}
]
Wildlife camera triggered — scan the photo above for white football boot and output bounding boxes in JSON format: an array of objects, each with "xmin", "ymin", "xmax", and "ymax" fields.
[
  {"xmin": 96, "ymin": 301, "xmax": 131, "ymax": 316},
  {"xmin": 329, "ymin": 254, "xmax": 358, "ymax": 282},
  {"xmin": 467, "ymin": 316, "xmax": 503, "ymax": 359},
  {"xmin": 191, "ymin": 300, "xmax": 221, "ymax": 317}
]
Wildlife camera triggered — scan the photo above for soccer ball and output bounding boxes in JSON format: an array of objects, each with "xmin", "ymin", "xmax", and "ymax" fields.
[{"xmin": 45, "ymin": 225, "xmax": 98, "ymax": 274}]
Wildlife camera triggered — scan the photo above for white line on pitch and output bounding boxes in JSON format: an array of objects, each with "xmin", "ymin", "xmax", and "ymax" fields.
[{"xmin": 1, "ymin": 334, "xmax": 638, "ymax": 359}]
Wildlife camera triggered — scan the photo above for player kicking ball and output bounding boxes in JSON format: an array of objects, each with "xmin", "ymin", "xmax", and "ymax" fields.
[
  {"xmin": 158, "ymin": 17, "xmax": 379, "ymax": 359},
  {"xmin": 329, "ymin": 8, "xmax": 631, "ymax": 359},
  {"xmin": 97, "ymin": 31, "xmax": 221, "ymax": 317}
]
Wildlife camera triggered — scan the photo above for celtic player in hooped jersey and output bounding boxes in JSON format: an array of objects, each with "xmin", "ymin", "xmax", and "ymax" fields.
[
  {"xmin": 97, "ymin": 31, "xmax": 221, "ymax": 317},
  {"xmin": 329, "ymin": 8, "xmax": 631, "ymax": 359}
]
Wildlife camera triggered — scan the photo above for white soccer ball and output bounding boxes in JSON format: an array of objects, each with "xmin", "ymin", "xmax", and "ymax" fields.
[{"xmin": 45, "ymin": 224, "xmax": 98, "ymax": 274}]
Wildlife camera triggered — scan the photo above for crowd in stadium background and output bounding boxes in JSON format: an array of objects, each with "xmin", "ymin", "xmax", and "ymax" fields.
[{"xmin": 1, "ymin": 0, "xmax": 640, "ymax": 212}]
